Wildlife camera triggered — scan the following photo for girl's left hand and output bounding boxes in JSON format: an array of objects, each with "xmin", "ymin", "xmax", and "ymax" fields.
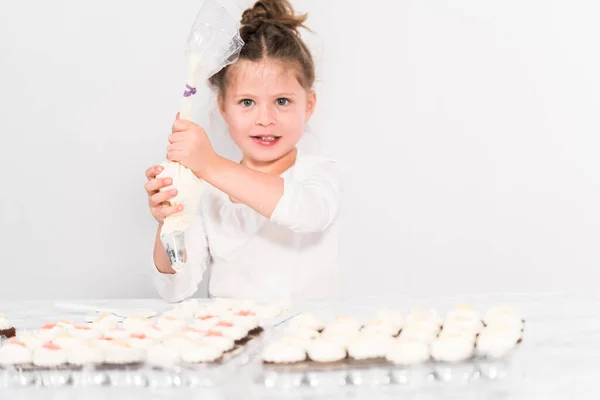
[{"xmin": 167, "ymin": 112, "xmax": 217, "ymax": 178}]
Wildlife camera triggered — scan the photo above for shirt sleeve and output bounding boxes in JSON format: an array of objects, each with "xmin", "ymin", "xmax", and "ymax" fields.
[
  {"xmin": 270, "ymin": 157, "xmax": 342, "ymax": 233},
  {"xmin": 152, "ymin": 212, "xmax": 210, "ymax": 303}
]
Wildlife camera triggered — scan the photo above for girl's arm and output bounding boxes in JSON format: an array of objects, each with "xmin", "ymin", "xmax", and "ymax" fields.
[{"xmin": 204, "ymin": 154, "xmax": 342, "ymax": 233}]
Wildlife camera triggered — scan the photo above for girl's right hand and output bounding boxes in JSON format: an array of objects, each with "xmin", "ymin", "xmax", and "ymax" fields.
[{"xmin": 144, "ymin": 165, "xmax": 183, "ymax": 224}]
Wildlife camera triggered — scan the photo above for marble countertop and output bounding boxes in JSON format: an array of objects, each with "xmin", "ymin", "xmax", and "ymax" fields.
[{"xmin": 1, "ymin": 292, "xmax": 597, "ymax": 399}]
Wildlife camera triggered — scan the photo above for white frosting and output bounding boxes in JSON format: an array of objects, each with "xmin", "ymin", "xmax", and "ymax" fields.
[
  {"xmin": 92, "ymin": 313, "xmax": 119, "ymax": 331},
  {"xmin": 406, "ymin": 308, "xmax": 443, "ymax": 331},
  {"xmin": 181, "ymin": 328, "xmax": 207, "ymax": 341},
  {"xmin": 361, "ymin": 320, "xmax": 401, "ymax": 336},
  {"xmin": 147, "ymin": 344, "xmax": 181, "ymax": 367},
  {"xmin": 254, "ymin": 305, "xmax": 283, "ymax": 320},
  {"xmin": 322, "ymin": 322, "xmax": 361, "ymax": 337},
  {"xmin": 446, "ymin": 304, "xmax": 481, "ymax": 321},
  {"xmin": 157, "ymin": 316, "xmax": 188, "ymax": 332},
  {"xmin": 330, "ymin": 316, "xmax": 362, "ymax": 331},
  {"xmin": 290, "ymin": 313, "xmax": 324, "ymax": 331},
  {"xmin": 284, "ymin": 327, "xmax": 320, "ymax": 340},
  {"xmin": 0, "ymin": 341, "xmax": 33, "ymax": 365},
  {"xmin": 231, "ymin": 314, "xmax": 259, "ymax": 331},
  {"xmin": 69, "ymin": 324, "xmax": 102, "ymax": 340},
  {"xmin": 157, "ymin": 161, "xmax": 203, "ymax": 236},
  {"xmin": 211, "ymin": 322, "xmax": 248, "ymax": 341},
  {"xmin": 143, "ymin": 326, "xmax": 167, "ymax": 340},
  {"xmin": 18, "ymin": 333, "xmax": 44, "ymax": 349},
  {"xmin": 162, "ymin": 308, "xmax": 195, "ymax": 321},
  {"xmin": 441, "ymin": 317, "xmax": 484, "ymax": 337},
  {"xmin": 103, "ymin": 342, "xmax": 145, "ymax": 364},
  {"xmin": 399, "ymin": 326, "xmax": 439, "ymax": 344},
  {"xmin": 385, "ymin": 339, "xmax": 430, "ymax": 365},
  {"xmin": 484, "ymin": 306, "xmax": 524, "ymax": 328},
  {"xmin": 66, "ymin": 343, "xmax": 104, "ymax": 365},
  {"xmin": 0, "ymin": 314, "xmax": 12, "ymax": 330},
  {"xmin": 476, "ymin": 327, "xmax": 519, "ymax": 358},
  {"xmin": 126, "ymin": 334, "xmax": 155, "ymax": 349},
  {"xmin": 122, "ymin": 316, "xmax": 151, "ymax": 333},
  {"xmin": 202, "ymin": 334, "xmax": 235, "ymax": 352},
  {"xmin": 262, "ymin": 341, "xmax": 306, "ymax": 364},
  {"xmin": 175, "ymin": 299, "xmax": 203, "ymax": 316},
  {"xmin": 373, "ymin": 309, "xmax": 405, "ymax": 330},
  {"xmin": 189, "ymin": 316, "xmax": 219, "ymax": 331},
  {"xmin": 102, "ymin": 329, "xmax": 130, "ymax": 340},
  {"xmin": 430, "ymin": 335, "xmax": 475, "ymax": 362},
  {"xmin": 307, "ymin": 338, "xmax": 346, "ymax": 363},
  {"xmin": 162, "ymin": 334, "xmax": 193, "ymax": 351},
  {"xmin": 51, "ymin": 334, "xmax": 87, "ymax": 350},
  {"xmin": 33, "ymin": 344, "xmax": 68, "ymax": 367},
  {"xmin": 38, "ymin": 323, "xmax": 65, "ymax": 340},
  {"xmin": 181, "ymin": 342, "xmax": 223, "ymax": 363},
  {"xmin": 277, "ymin": 333, "xmax": 313, "ymax": 348},
  {"xmin": 320, "ymin": 330, "xmax": 359, "ymax": 348},
  {"xmin": 347, "ymin": 333, "xmax": 393, "ymax": 360}
]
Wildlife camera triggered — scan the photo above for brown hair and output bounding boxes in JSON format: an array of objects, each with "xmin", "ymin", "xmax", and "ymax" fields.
[{"xmin": 209, "ymin": 0, "xmax": 315, "ymax": 95}]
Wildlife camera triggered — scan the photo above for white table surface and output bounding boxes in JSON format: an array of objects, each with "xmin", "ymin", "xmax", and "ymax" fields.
[{"xmin": 0, "ymin": 292, "xmax": 597, "ymax": 399}]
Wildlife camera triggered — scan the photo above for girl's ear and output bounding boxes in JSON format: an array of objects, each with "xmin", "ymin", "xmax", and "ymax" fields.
[
  {"xmin": 218, "ymin": 93, "xmax": 227, "ymax": 121},
  {"xmin": 305, "ymin": 90, "xmax": 317, "ymax": 122}
]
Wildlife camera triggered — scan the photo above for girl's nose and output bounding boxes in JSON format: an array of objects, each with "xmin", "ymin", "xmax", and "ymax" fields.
[{"xmin": 255, "ymin": 104, "xmax": 277, "ymax": 127}]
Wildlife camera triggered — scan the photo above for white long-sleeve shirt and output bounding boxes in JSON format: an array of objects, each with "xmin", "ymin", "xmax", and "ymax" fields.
[{"xmin": 153, "ymin": 153, "xmax": 342, "ymax": 303}]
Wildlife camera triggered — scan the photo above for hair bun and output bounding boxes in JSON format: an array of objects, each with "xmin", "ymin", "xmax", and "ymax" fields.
[{"xmin": 241, "ymin": 0, "xmax": 307, "ymax": 37}]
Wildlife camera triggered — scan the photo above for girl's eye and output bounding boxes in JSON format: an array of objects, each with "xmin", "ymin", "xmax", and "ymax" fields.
[
  {"xmin": 241, "ymin": 99, "xmax": 255, "ymax": 107},
  {"xmin": 276, "ymin": 98, "xmax": 290, "ymax": 106}
]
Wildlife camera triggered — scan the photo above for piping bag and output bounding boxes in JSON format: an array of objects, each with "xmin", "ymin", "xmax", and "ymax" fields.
[{"xmin": 157, "ymin": 0, "xmax": 244, "ymax": 271}]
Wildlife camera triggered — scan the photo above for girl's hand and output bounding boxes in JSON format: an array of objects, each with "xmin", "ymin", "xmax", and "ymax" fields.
[
  {"xmin": 144, "ymin": 165, "xmax": 183, "ymax": 224},
  {"xmin": 166, "ymin": 113, "xmax": 218, "ymax": 179}
]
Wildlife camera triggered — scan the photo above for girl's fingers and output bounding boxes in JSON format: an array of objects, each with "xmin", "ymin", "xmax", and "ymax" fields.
[
  {"xmin": 154, "ymin": 204, "xmax": 184, "ymax": 218},
  {"xmin": 149, "ymin": 189, "xmax": 178, "ymax": 207},
  {"xmin": 145, "ymin": 177, "xmax": 172, "ymax": 193},
  {"xmin": 145, "ymin": 165, "xmax": 164, "ymax": 181}
]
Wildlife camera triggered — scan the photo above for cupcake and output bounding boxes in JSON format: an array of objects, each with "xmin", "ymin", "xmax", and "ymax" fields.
[
  {"xmin": 330, "ymin": 315, "xmax": 362, "ymax": 332},
  {"xmin": 147, "ymin": 343, "xmax": 181, "ymax": 368},
  {"xmin": 51, "ymin": 333, "xmax": 87, "ymax": 350},
  {"xmin": 38, "ymin": 322, "xmax": 65, "ymax": 341},
  {"xmin": 484, "ymin": 306, "xmax": 524, "ymax": 329},
  {"xmin": 202, "ymin": 331, "xmax": 235, "ymax": 352},
  {"xmin": 0, "ymin": 314, "xmax": 16, "ymax": 339},
  {"xmin": 347, "ymin": 332, "xmax": 394, "ymax": 360},
  {"xmin": 284, "ymin": 326, "xmax": 320, "ymax": 340},
  {"xmin": 385, "ymin": 338, "xmax": 430, "ymax": 365},
  {"xmin": 33, "ymin": 342, "xmax": 68, "ymax": 367},
  {"xmin": 103, "ymin": 341, "xmax": 145, "ymax": 365},
  {"xmin": 127, "ymin": 333, "xmax": 155, "ymax": 349},
  {"xmin": 210, "ymin": 320, "xmax": 249, "ymax": 341},
  {"xmin": 0, "ymin": 339, "xmax": 33, "ymax": 366},
  {"xmin": 277, "ymin": 333, "xmax": 313, "ymax": 348},
  {"xmin": 320, "ymin": 330, "xmax": 359, "ymax": 348},
  {"xmin": 189, "ymin": 315, "xmax": 220, "ymax": 331},
  {"xmin": 399, "ymin": 325, "xmax": 439, "ymax": 344},
  {"xmin": 445, "ymin": 303, "xmax": 481, "ymax": 321},
  {"xmin": 441, "ymin": 316, "xmax": 484, "ymax": 338},
  {"xmin": 17, "ymin": 332, "xmax": 44, "ymax": 350},
  {"xmin": 430, "ymin": 335, "xmax": 475, "ymax": 363},
  {"xmin": 161, "ymin": 307, "xmax": 194, "ymax": 321},
  {"xmin": 92, "ymin": 313, "xmax": 119, "ymax": 332},
  {"xmin": 306, "ymin": 338, "xmax": 346, "ymax": 363},
  {"xmin": 289, "ymin": 312, "xmax": 324, "ymax": 332},
  {"xmin": 69, "ymin": 324, "xmax": 102, "ymax": 340},
  {"xmin": 103, "ymin": 328, "xmax": 130, "ymax": 340},
  {"xmin": 122, "ymin": 316, "xmax": 151, "ymax": 333},
  {"xmin": 373, "ymin": 309, "xmax": 405, "ymax": 331},
  {"xmin": 361, "ymin": 318, "xmax": 401, "ymax": 336},
  {"xmin": 476, "ymin": 324, "xmax": 522, "ymax": 358},
  {"xmin": 162, "ymin": 333, "xmax": 193, "ymax": 351},
  {"xmin": 181, "ymin": 341, "xmax": 223, "ymax": 363},
  {"xmin": 180, "ymin": 328, "xmax": 207, "ymax": 341},
  {"xmin": 406, "ymin": 308, "xmax": 443, "ymax": 331},
  {"xmin": 156, "ymin": 315, "xmax": 188, "ymax": 333},
  {"xmin": 231, "ymin": 312, "xmax": 260, "ymax": 331},
  {"xmin": 143, "ymin": 326, "xmax": 167, "ymax": 341},
  {"xmin": 66, "ymin": 342, "xmax": 104, "ymax": 366},
  {"xmin": 262, "ymin": 340, "xmax": 306, "ymax": 364}
]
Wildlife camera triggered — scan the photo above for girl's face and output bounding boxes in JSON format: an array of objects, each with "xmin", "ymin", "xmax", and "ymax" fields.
[{"xmin": 219, "ymin": 58, "xmax": 316, "ymax": 166}]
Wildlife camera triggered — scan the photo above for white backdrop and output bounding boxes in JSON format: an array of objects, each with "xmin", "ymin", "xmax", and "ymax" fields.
[{"xmin": 0, "ymin": 0, "xmax": 598, "ymax": 300}]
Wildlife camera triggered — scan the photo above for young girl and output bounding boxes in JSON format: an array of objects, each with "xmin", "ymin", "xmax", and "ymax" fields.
[{"xmin": 144, "ymin": 0, "xmax": 341, "ymax": 303}]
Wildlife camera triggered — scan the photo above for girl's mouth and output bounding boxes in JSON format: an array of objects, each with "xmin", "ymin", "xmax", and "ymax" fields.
[{"xmin": 251, "ymin": 135, "xmax": 281, "ymax": 146}]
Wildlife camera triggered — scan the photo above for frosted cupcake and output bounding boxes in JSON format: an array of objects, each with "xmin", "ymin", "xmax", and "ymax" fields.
[
  {"xmin": 446, "ymin": 303, "xmax": 481, "ymax": 321},
  {"xmin": 162, "ymin": 333, "xmax": 193, "ymax": 351},
  {"xmin": 484, "ymin": 306, "xmax": 524, "ymax": 329},
  {"xmin": 102, "ymin": 328, "xmax": 130, "ymax": 341},
  {"xmin": 406, "ymin": 308, "xmax": 443, "ymax": 331},
  {"xmin": 476, "ymin": 323, "xmax": 522, "ymax": 358},
  {"xmin": 211, "ymin": 321, "xmax": 249, "ymax": 341},
  {"xmin": 0, "ymin": 339, "xmax": 33, "ymax": 366},
  {"xmin": 38, "ymin": 322, "xmax": 65, "ymax": 341},
  {"xmin": 202, "ymin": 331, "xmax": 235, "ymax": 352},
  {"xmin": 69, "ymin": 324, "xmax": 102, "ymax": 340},
  {"xmin": 161, "ymin": 307, "xmax": 195, "ymax": 321},
  {"xmin": 122, "ymin": 316, "xmax": 151, "ymax": 333},
  {"xmin": 347, "ymin": 332, "xmax": 394, "ymax": 360},
  {"xmin": 306, "ymin": 338, "xmax": 346, "ymax": 363},
  {"xmin": 143, "ymin": 326, "xmax": 167, "ymax": 341},
  {"xmin": 361, "ymin": 318, "xmax": 401, "ymax": 336},
  {"xmin": 17, "ymin": 332, "xmax": 44, "ymax": 350},
  {"xmin": 399, "ymin": 325, "xmax": 439, "ymax": 344},
  {"xmin": 0, "ymin": 314, "xmax": 16, "ymax": 339},
  {"xmin": 373, "ymin": 309, "xmax": 405, "ymax": 331},
  {"xmin": 284, "ymin": 326, "xmax": 320, "ymax": 340},
  {"xmin": 156, "ymin": 315, "xmax": 188, "ymax": 333},
  {"xmin": 33, "ymin": 342, "xmax": 68, "ymax": 367},
  {"xmin": 262, "ymin": 340, "xmax": 306, "ymax": 364},
  {"xmin": 189, "ymin": 315, "xmax": 220, "ymax": 331},
  {"xmin": 92, "ymin": 313, "xmax": 119, "ymax": 332},
  {"xmin": 430, "ymin": 335, "xmax": 475, "ymax": 363},
  {"xmin": 66, "ymin": 342, "xmax": 104, "ymax": 366},
  {"xmin": 127, "ymin": 333, "xmax": 155, "ymax": 349},
  {"xmin": 231, "ymin": 311, "xmax": 260, "ymax": 331},
  {"xmin": 320, "ymin": 330, "xmax": 359, "ymax": 348},
  {"xmin": 103, "ymin": 341, "xmax": 145, "ymax": 365},
  {"xmin": 181, "ymin": 341, "xmax": 223, "ymax": 363},
  {"xmin": 385, "ymin": 338, "xmax": 430, "ymax": 365},
  {"xmin": 289, "ymin": 312, "xmax": 324, "ymax": 332},
  {"xmin": 441, "ymin": 316, "xmax": 484, "ymax": 338},
  {"xmin": 51, "ymin": 333, "xmax": 87, "ymax": 350}
]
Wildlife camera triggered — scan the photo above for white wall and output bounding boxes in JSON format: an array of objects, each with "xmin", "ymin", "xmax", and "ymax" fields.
[{"xmin": 0, "ymin": 0, "xmax": 598, "ymax": 300}]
